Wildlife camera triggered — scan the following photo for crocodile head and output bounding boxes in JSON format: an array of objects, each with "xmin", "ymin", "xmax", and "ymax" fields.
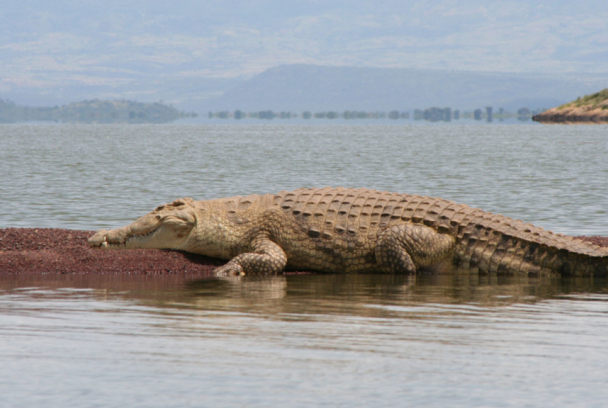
[{"xmin": 88, "ymin": 198, "xmax": 197, "ymax": 250}]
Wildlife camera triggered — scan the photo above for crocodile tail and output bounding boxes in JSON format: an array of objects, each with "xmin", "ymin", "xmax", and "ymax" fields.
[
  {"xmin": 543, "ymin": 250, "xmax": 608, "ymax": 277},
  {"xmin": 457, "ymin": 233, "xmax": 608, "ymax": 276},
  {"xmin": 454, "ymin": 213, "xmax": 608, "ymax": 276}
]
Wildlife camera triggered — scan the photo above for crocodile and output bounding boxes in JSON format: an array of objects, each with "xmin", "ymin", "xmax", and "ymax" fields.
[{"xmin": 88, "ymin": 187, "xmax": 608, "ymax": 277}]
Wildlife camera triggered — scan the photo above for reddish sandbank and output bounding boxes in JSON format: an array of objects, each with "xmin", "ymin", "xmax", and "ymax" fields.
[
  {"xmin": 0, "ymin": 228, "xmax": 222, "ymax": 276},
  {"xmin": 1, "ymin": 228, "xmax": 607, "ymax": 276}
]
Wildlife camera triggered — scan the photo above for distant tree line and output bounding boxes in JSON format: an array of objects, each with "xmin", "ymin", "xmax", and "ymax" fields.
[
  {"xmin": 0, "ymin": 99, "xmax": 197, "ymax": 124},
  {"xmin": 208, "ymin": 107, "xmax": 547, "ymax": 122},
  {"xmin": 209, "ymin": 110, "xmax": 409, "ymax": 120}
]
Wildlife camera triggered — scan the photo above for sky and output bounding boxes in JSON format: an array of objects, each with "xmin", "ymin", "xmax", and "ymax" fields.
[{"xmin": 1, "ymin": 0, "xmax": 607, "ymax": 104}]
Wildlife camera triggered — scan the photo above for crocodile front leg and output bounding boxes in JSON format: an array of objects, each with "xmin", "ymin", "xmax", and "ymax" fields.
[
  {"xmin": 375, "ymin": 224, "xmax": 456, "ymax": 273},
  {"xmin": 214, "ymin": 235, "xmax": 288, "ymax": 277}
]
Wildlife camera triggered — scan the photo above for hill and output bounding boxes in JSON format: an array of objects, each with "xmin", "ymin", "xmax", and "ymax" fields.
[
  {"xmin": 0, "ymin": 99, "xmax": 196, "ymax": 124},
  {"xmin": 202, "ymin": 65, "xmax": 607, "ymax": 112},
  {"xmin": 533, "ymin": 89, "xmax": 608, "ymax": 124},
  {"xmin": 3, "ymin": 1, "xmax": 608, "ymax": 111}
]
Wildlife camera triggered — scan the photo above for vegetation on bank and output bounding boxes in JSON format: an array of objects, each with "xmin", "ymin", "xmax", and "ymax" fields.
[
  {"xmin": 0, "ymin": 97, "xmax": 547, "ymax": 124},
  {"xmin": 557, "ymin": 89, "xmax": 608, "ymax": 110},
  {"xmin": 533, "ymin": 88, "xmax": 608, "ymax": 124},
  {"xmin": 0, "ymin": 99, "xmax": 197, "ymax": 124}
]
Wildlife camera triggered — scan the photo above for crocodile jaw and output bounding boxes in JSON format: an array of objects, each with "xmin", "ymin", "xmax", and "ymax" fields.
[{"xmin": 89, "ymin": 200, "xmax": 197, "ymax": 250}]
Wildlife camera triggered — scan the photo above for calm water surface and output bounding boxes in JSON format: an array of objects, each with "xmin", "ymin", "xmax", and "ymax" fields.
[
  {"xmin": 1, "ymin": 124, "xmax": 608, "ymax": 407},
  {"xmin": 1, "ymin": 123, "xmax": 607, "ymax": 234}
]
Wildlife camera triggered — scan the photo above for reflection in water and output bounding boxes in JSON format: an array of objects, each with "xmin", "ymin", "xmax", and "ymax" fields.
[
  {"xmin": 1, "ymin": 274, "xmax": 608, "ymax": 407},
  {"xmin": 183, "ymin": 274, "xmax": 608, "ymax": 317},
  {"xmin": 2, "ymin": 273, "xmax": 605, "ymax": 314}
]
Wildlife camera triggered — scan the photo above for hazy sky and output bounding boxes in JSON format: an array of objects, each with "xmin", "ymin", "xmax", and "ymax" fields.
[{"xmin": 1, "ymin": 0, "xmax": 607, "ymax": 95}]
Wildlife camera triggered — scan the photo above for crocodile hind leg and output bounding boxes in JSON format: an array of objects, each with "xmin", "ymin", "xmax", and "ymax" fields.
[
  {"xmin": 375, "ymin": 224, "xmax": 456, "ymax": 273},
  {"xmin": 214, "ymin": 235, "xmax": 287, "ymax": 277}
]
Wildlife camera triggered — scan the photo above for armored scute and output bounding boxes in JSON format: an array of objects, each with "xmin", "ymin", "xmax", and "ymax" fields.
[{"xmin": 89, "ymin": 187, "xmax": 608, "ymax": 277}]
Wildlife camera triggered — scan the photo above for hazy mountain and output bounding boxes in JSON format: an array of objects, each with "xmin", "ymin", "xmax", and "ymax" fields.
[
  {"xmin": 202, "ymin": 65, "xmax": 608, "ymax": 112},
  {"xmin": 2, "ymin": 1, "xmax": 608, "ymax": 110}
]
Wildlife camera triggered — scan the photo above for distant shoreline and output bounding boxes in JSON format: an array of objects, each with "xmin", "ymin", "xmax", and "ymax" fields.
[
  {"xmin": 533, "ymin": 108, "xmax": 608, "ymax": 124},
  {"xmin": 0, "ymin": 99, "xmax": 197, "ymax": 125},
  {"xmin": 533, "ymin": 89, "xmax": 608, "ymax": 124}
]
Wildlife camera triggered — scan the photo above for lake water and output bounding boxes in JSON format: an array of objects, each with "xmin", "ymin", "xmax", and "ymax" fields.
[{"xmin": 1, "ymin": 124, "xmax": 608, "ymax": 407}]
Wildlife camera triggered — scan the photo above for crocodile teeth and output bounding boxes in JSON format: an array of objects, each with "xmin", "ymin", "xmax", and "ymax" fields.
[
  {"xmin": 101, "ymin": 241, "xmax": 108, "ymax": 248},
  {"xmin": 126, "ymin": 227, "xmax": 160, "ymax": 243}
]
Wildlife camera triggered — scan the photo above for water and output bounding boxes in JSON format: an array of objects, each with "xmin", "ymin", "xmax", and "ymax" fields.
[
  {"xmin": 1, "ymin": 124, "xmax": 607, "ymax": 234},
  {"xmin": 1, "ymin": 124, "xmax": 608, "ymax": 407},
  {"xmin": 2, "ymin": 274, "xmax": 608, "ymax": 407}
]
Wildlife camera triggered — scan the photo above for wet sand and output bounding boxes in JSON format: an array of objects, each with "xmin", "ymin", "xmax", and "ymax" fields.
[{"xmin": 1, "ymin": 228, "xmax": 607, "ymax": 276}]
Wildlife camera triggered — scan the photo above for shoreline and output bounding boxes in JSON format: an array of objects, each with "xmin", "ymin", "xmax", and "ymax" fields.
[
  {"xmin": 1, "ymin": 228, "xmax": 607, "ymax": 276},
  {"xmin": 533, "ymin": 97, "xmax": 608, "ymax": 124},
  {"xmin": 533, "ymin": 109, "xmax": 608, "ymax": 124}
]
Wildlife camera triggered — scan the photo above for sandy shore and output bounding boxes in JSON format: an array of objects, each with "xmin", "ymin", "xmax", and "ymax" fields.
[{"xmin": 1, "ymin": 228, "xmax": 607, "ymax": 275}]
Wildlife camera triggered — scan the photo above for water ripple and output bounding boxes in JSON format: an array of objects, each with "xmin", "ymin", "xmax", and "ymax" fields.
[{"xmin": 1, "ymin": 124, "xmax": 607, "ymax": 235}]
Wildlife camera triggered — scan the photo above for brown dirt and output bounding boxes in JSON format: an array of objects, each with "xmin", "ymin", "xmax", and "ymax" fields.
[
  {"xmin": 1, "ymin": 228, "xmax": 607, "ymax": 276},
  {"xmin": 0, "ymin": 228, "xmax": 222, "ymax": 276},
  {"xmin": 574, "ymin": 235, "xmax": 608, "ymax": 248}
]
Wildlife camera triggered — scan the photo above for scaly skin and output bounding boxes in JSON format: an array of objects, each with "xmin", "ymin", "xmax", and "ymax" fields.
[{"xmin": 88, "ymin": 187, "xmax": 608, "ymax": 277}]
